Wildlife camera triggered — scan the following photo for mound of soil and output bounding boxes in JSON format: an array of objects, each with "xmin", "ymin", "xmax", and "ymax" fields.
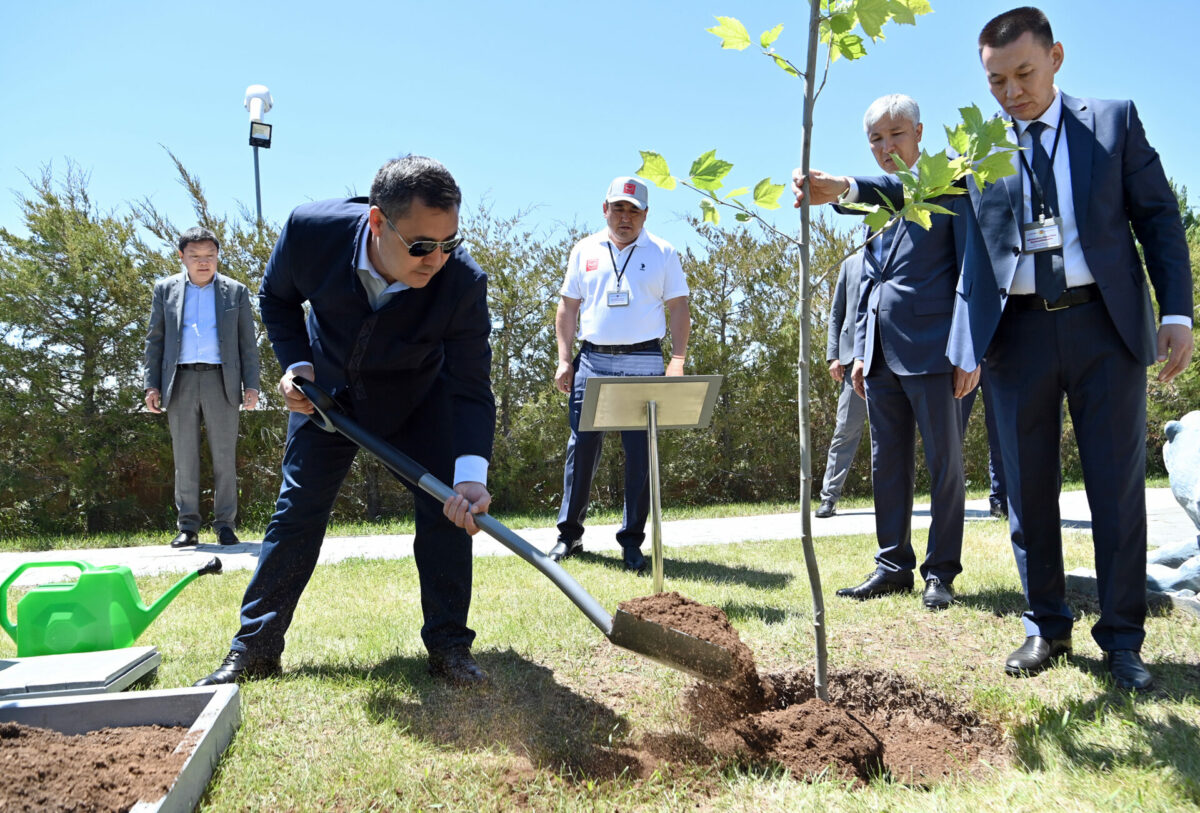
[
  {"xmin": 619, "ymin": 591, "xmax": 1005, "ymax": 785},
  {"xmin": 0, "ymin": 722, "xmax": 189, "ymax": 812}
]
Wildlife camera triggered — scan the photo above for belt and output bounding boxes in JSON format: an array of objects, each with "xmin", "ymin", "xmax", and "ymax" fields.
[
  {"xmin": 581, "ymin": 339, "xmax": 662, "ymax": 355},
  {"xmin": 178, "ymin": 362, "xmax": 222, "ymax": 371},
  {"xmin": 1008, "ymin": 284, "xmax": 1100, "ymax": 312}
]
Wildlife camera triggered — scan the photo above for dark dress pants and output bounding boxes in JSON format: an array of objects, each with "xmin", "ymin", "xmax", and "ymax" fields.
[
  {"xmin": 557, "ymin": 347, "xmax": 665, "ymax": 550},
  {"xmin": 864, "ymin": 364, "xmax": 965, "ymax": 583},
  {"xmin": 231, "ymin": 397, "xmax": 475, "ymax": 659},
  {"xmin": 986, "ymin": 299, "xmax": 1147, "ymax": 651}
]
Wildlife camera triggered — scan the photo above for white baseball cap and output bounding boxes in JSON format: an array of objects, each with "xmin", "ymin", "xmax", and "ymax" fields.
[{"xmin": 605, "ymin": 176, "xmax": 648, "ymax": 210}]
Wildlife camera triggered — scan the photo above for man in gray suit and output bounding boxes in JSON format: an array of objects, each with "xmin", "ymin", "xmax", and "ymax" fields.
[
  {"xmin": 144, "ymin": 227, "xmax": 261, "ymax": 548},
  {"xmin": 816, "ymin": 251, "xmax": 868, "ymax": 518}
]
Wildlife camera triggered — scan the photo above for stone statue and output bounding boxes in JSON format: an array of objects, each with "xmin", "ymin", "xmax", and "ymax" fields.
[{"xmin": 1155, "ymin": 412, "xmax": 1200, "ymax": 595}]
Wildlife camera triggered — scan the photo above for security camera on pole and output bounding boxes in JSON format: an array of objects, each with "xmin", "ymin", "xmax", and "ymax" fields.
[{"xmin": 243, "ymin": 84, "xmax": 273, "ymax": 227}]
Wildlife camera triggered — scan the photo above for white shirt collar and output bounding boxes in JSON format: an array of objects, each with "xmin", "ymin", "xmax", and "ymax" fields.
[{"xmin": 356, "ymin": 219, "xmax": 410, "ymax": 292}]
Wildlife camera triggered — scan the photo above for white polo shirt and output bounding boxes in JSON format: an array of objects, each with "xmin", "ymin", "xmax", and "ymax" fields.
[{"xmin": 561, "ymin": 228, "xmax": 689, "ymax": 345}]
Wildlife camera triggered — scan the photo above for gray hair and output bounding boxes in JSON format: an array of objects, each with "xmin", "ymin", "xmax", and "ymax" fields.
[
  {"xmin": 862, "ymin": 94, "xmax": 921, "ymax": 134},
  {"xmin": 369, "ymin": 155, "xmax": 462, "ymax": 219}
]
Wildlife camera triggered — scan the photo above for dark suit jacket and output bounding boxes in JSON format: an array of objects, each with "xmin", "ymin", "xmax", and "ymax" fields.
[
  {"xmin": 259, "ymin": 197, "xmax": 495, "ymax": 462},
  {"xmin": 826, "ymin": 250, "xmax": 865, "ymax": 366},
  {"xmin": 969, "ymin": 93, "xmax": 1192, "ymax": 362},
  {"xmin": 143, "ymin": 273, "xmax": 261, "ymax": 409},
  {"xmin": 841, "ymin": 189, "xmax": 991, "ymax": 376}
]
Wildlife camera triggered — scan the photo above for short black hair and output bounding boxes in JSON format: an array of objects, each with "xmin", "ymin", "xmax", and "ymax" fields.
[
  {"xmin": 979, "ymin": 6, "xmax": 1054, "ymax": 51},
  {"xmin": 369, "ymin": 155, "xmax": 462, "ymax": 220},
  {"xmin": 177, "ymin": 226, "xmax": 219, "ymax": 253}
]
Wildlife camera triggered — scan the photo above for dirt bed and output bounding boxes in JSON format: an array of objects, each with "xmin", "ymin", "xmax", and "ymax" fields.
[
  {"xmin": 619, "ymin": 591, "xmax": 1006, "ymax": 785},
  {"xmin": 0, "ymin": 721, "xmax": 189, "ymax": 812}
]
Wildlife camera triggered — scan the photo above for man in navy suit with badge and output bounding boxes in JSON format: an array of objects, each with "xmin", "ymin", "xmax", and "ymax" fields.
[{"xmin": 967, "ymin": 7, "xmax": 1192, "ymax": 690}]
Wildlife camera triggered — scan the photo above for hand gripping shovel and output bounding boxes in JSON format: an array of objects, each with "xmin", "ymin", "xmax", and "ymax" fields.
[{"xmin": 293, "ymin": 377, "xmax": 735, "ymax": 683}]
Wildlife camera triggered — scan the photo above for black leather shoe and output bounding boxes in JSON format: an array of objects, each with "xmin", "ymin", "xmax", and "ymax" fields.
[
  {"xmin": 1004, "ymin": 636, "xmax": 1072, "ymax": 676},
  {"xmin": 548, "ymin": 538, "xmax": 583, "ymax": 562},
  {"xmin": 216, "ymin": 527, "xmax": 240, "ymax": 546},
  {"xmin": 989, "ymin": 496, "xmax": 1008, "ymax": 520},
  {"xmin": 815, "ymin": 499, "xmax": 837, "ymax": 519},
  {"xmin": 193, "ymin": 649, "xmax": 282, "ymax": 686},
  {"xmin": 623, "ymin": 548, "xmax": 648, "ymax": 575},
  {"xmin": 170, "ymin": 530, "xmax": 199, "ymax": 549},
  {"xmin": 922, "ymin": 576, "xmax": 954, "ymax": 610},
  {"xmin": 836, "ymin": 570, "xmax": 913, "ymax": 600},
  {"xmin": 1106, "ymin": 650, "xmax": 1154, "ymax": 692},
  {"xmin": 428, "ymin": 646, "xmax": 490, "ymax": 687}
]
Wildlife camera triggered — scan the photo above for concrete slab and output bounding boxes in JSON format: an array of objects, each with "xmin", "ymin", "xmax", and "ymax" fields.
[{"xmin": 0, "ymin": 646, "xmax": 160, "ymax": 699}]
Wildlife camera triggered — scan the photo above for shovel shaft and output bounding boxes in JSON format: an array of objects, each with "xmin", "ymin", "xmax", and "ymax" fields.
[{"xmin": 295, "ymin": 379, "xmax": 615, "ymax": 635}]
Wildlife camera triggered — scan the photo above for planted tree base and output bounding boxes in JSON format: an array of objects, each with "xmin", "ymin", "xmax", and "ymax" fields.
[
  {"xmin": 0, "ymin": 721, "xmax": 189, "ymax": 811},
  {"xmin": 618, "ymin": 591, "xmax": 1004, "ymax": 785}
]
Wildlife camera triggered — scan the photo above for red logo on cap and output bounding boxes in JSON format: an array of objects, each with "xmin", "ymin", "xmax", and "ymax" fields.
[
  {"xmin": 623, "ymin": 182, "xmax": 637, "ymax": 195},
  {"xmin": 585, "ymin": 259, "xmax": 599, "ymax": 272}
]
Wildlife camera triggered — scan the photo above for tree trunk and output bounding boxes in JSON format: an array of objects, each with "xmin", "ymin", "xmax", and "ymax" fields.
[{"xmin": 798, "ymin": 0, "xmax": 829, "ymax": 702}]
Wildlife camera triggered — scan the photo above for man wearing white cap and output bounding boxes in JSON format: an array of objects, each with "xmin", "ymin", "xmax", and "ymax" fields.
[{"xmin": 550, "ymin": 176, "xmax": 691, "ymax": 573}]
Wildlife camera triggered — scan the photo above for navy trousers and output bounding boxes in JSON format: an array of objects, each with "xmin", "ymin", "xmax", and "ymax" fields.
[
  {"xmin": 987, "ymin": 299, "xmax": 1147, "ymax": 651},
  {"xmin": 864, "ymin": 365, "xmax": 965, "ymax": 583},
  {"xmin": 959, "ymin": 362, "xmax": 1008, "ymax": 505},
  {"xmin": 231, "ymin": 393, "xmax": 474, "ymax": 659},
  {"xmin": 557, "ymin": 347, "xmax": 664, "ymax": 549}
]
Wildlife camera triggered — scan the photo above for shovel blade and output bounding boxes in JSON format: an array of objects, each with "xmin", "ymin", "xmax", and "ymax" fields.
[{"xmin": 608, "ymin": 609, "xmax": 738, "ymax": 683}]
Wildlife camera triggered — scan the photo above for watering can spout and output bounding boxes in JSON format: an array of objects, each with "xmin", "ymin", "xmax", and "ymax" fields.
[{"xmin": 131, "ymin": 557, "xmax": 223, "ymax": 638}]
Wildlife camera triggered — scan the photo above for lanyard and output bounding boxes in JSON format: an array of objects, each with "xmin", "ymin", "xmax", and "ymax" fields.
[
  {"xmin": 605, "ymin": 242, "xmax": 637, "ymax": 291},
  {"xmin": 1018, "ymin": 115, "xmax": 1064, "ymax": 222}
]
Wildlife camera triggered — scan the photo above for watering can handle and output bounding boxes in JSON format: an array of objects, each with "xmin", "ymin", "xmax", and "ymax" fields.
[{"xmin": 0, "ymin": 561, "xmax": 88, "ymax": 641}]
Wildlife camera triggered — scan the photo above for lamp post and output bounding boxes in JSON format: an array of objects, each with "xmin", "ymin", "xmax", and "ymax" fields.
[{"xmin": 243, "ymin": 84, "xmax": 273, "ymax": 227}]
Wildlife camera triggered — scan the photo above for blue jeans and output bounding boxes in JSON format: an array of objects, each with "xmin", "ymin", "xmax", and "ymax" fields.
[{"xmin": 557, "ymin": 347, "xmax": 664, "ymax": 549}]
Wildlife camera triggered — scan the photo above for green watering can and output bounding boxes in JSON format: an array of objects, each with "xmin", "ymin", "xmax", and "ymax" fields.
[{"xmin": 1, "ymin": 557, "xmax": 222, "ymax": 657}]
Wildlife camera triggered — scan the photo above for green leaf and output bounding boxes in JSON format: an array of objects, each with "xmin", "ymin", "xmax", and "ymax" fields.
[
  {"xmin": 914, "ymin": 200, "xmax": 955, "ymax": 216},
  {"xmin": 855, "ymin": 0, "xmax": 892, "ymax": 40},
  {"xmin": 863, "ymin": 208, "xmax": 891, "ymax": 232},
  {"xmin": 972, "ymin": 150, "xmax": 1018, "ymax": 187},
  {"xmin": 688, "ymin": 150, "xmax": 734, "ymax": 191},
  {"xmin": 753, "ymin": 177, "xmax": 785, "ymax": 210},
  {"xmin": 829, "ymin": 11, "xmax": 856, "ymax": 34},
  {"xmin": 724, "ymin": 187, "xmax": 749, "ymax": 199},
  {"xmin": 707, "ymin": 16, "xmax": 751, "ymax": 51},
  {"xmin": 831, "ymin": 32, "xmax": 867, "ymax": 61},
  {"xmin": 894, "ymin": 0, "xmax": 932, "ymax": 17},
  {"xmin": 901, "ymin": 205, "xmax": 933, "ymax": 230},
  {"xmin": 944, "ymin": 123, "xmax": 969, "ymax": 156},
  {"xmin": 699, "ymin": 198, "xmax": 720, "ymax": 224},
  {"xmin": 636, "ymin": 151, "xmax": 676, "ymax": 190},
  {"xmin": 760, "ymin": 23, "xmax": 783, "ymax": 49},
  {"xmin": 887, "ymin": 0, "xmax": 916, "ymax": 25},
  {"xmin": 915, "ymin": 151, "xmax": 956, "ymax": 193},
  {"xmin": 772, "ymin": 54, "xmax": 800, "ymax": 77},
  {"xmin": 734, "ymin": 212, "xmax": 753, "ymax": 222}
]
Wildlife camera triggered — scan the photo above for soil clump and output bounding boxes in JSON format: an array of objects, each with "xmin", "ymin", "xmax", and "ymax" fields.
[
  {"xmin": 617, "ymin": 591, "xmax": 1004, "ymax": 785},
  {"xmin": 0, "ymin": 721, "xmax": 189, "ymax": 812}
]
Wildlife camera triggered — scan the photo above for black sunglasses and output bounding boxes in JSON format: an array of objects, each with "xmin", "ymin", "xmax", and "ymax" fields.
[{"xmin": 385, "ymin": 216, "xmax": 464, "ymax": 257}]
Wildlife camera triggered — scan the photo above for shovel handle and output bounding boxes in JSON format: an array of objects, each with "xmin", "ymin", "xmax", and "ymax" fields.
[{"xmin": 291, "ymin": 377, "xmax": 615, "ymax": 635}]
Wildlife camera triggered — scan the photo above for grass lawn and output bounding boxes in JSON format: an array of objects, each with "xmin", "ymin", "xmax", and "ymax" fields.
[{"xmin": 5, "ymin": 516, "xmax": 1196, "ymax": 810}]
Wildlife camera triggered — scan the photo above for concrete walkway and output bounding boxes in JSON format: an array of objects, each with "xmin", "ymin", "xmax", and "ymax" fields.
[{"xmin": 1, "ymin": 488, "xmax": 1193, "ymax": 586}]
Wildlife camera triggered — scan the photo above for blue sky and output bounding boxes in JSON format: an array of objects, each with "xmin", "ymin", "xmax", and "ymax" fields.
[{"xmin": 1, "ymin": 1, "xmax": 1196, "ymax": 256}]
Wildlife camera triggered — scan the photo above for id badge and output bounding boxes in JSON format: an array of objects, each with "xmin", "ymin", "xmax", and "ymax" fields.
[
  {"xmin": 607, "ymin": 290, "xmax": 630, "ymax": 307},
  {"xmin": 1023, "ymin": 216, "xmax": 1064, "ymax": 253}
]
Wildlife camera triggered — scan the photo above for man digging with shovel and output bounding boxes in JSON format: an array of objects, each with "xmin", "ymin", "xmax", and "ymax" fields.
[{"xmin": 195, "ymin": 156, "xmax": 496, "ymax": 688}]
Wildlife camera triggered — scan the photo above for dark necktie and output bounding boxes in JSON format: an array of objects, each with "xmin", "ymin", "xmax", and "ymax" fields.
[{"xmin": 1027, "ymin": 121, "xmax": 1066, "ymax": 303}]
